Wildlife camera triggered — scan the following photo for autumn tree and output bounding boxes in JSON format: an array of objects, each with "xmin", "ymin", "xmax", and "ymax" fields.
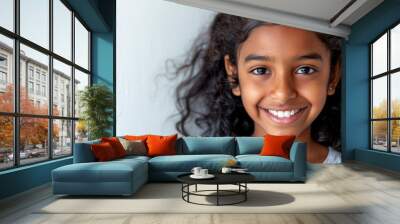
[
  {"xmin": 372, "ymin": 99, "xmax": 400, "ymax": 144},
  {"xmin": 372, "ymin": 100, "xmax": 387, "ymax": 140},
  {"xmin": 0, "ymin": 84, "xmax": 59, "ymax": 152},
  {"xmin": 0, "ymin": 85, "xmax": 14, "ymax": 150}
]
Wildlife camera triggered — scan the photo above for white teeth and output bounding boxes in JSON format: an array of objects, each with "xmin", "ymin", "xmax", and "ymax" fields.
[{"xmin": 266, "ymin": 108, "xmax": 301, "ymax": 118}]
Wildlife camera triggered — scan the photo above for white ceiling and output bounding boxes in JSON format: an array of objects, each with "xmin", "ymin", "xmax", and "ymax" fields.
[
  {"xmin": 225, "ymin": 0, "xmax": 352, "ymax": 22},
  {"xmin": 166, "ymin": 0, "xmax": 384, "ymax": 38}
]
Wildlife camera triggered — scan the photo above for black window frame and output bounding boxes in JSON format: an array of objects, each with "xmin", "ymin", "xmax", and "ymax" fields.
[
  {"xmin": 370, "ymin": 19, "xmax": 400, "ymax": 154},
  {"xmin": 0, "ymin": 0, "xmax": 92, "ymax": 171}
]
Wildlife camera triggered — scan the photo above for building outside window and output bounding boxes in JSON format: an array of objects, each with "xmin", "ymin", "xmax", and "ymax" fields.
[
  {"xmin": 36, "ymin": 83, "xmax": 40, "ymax": 95},
  {"xmin": 28, "ymin": 81, "xmax": 34, "ymax": 94},
  {"xmin": 0, "ymin": 54, "xmax": 7, "ymax": 67},
  {"xmin": 0, "ymin": 71, "xmax": 6, "ymax": 83},
  {"xmin": 35, "ymin": 70, "xmax": 40, "ymax": 81},
  {"xmin": 28, "ymin": 66, "xmax": 34, "ymax": 79},
  {"xmin": 42, "ymin": 85, "xmax": 46, "ymax": 97},
  {"xmin": 0, "ymin": 54, "xmax": 7, "ymax": 89},
  {"xmin": 41, "ymin": 73, "xmax": 46, "ymax": 83}
]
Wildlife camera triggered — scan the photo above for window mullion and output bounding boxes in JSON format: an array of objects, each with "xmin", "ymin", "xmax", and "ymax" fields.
[
  {"xmin": 370, "ymin": 45, "xmax": 373, "ymax": 149},
  {"xmin": 388, "ymin": 30, "xmax": 391, "ymax": 153},
  {"xmin": 49, "ymin": 0, "xmax": 54, "ymax": 160},
  {"xmin": 71, "ymin": 10, "xmax": 76, "ymax": 156},
  {"xmin": 13, "ymin": 0, "xmax": 20, "ymax": 167}
]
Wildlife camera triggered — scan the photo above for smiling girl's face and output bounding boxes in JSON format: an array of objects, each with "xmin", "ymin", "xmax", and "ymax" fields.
[{"xmin": 225, "ymin": 25, "xmax": 339, "ymax": 137}]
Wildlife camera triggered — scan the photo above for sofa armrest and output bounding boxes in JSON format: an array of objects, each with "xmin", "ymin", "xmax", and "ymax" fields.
[
  {"xmin": 289, "ymin": 141, "xmax": 307, "ymax": 181},
  {"xmin": 73, "ymin": 141, "xmax": 99, "ymax": 163}
]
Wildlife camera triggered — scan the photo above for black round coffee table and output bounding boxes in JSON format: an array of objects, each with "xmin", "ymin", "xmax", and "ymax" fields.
[{"xmin": 177, "ymin": 173, "xmax": 255, "ymax": 206}]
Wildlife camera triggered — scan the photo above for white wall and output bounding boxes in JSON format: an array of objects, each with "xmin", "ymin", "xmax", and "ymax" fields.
[{"xmin": 116, "ymin": 0, "xmax": 215, "ymax": 136}]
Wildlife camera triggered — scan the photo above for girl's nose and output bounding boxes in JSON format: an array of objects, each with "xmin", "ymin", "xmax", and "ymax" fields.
[{"xmin": 269, "ymin": 73, "xmax": 297, "ymax": 103}]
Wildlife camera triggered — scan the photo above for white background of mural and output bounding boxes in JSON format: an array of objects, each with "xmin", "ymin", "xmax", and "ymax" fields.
[{"xmin": 116, "ymin": 0, "xmax": 215, "ymax": 136}]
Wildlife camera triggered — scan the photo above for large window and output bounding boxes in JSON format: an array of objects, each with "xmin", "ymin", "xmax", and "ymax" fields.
[
  {"xmin": 370, "ymin": 22, "xmax": 400, "ymax": 154},
  {"xmin": 0, "ymin": 0, "xmax": 91, "ymax": 171}
]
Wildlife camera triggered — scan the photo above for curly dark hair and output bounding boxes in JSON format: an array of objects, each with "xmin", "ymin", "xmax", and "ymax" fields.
[{"xmin": 171, "ymin": 13, "xmax": 342, "ymax": 150}]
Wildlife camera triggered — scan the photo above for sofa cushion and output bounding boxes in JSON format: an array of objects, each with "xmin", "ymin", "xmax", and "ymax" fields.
[
  {"xmin": 259, "ymin": 134, "xmax": 295, "ymax": 159},
  {"xmin": 74, "ymin": 140, "xmax": 100, "ymax": 163},
  {"xmin": 148, "ymin": 154, "xmax": 235, "ymax": 172},
  {"xmin": 114, "ymin": 155, "xmax": 150, "ymax": 164},
  {"xmin": 91, "ymin": 142, "xmax": 118, "ymax": 161},
  {"xmin": 235, "ymin": 137, "xmax": 264, "ymax": 155},
  {"xmin": 101, "ymin": 137, "xmax": 127, "ymax": 158},
  {"xmin": 177, "ymin": 137, "xmax": 235, "ymax": 155},
  {"xmin": 124, "ymin": 135, "xmax": 149, "ymax": 141},
  {"xmin": 52, "ymin": 158, "xmax": 147, "ymax": 183},
  {"xmin": 236, "ymin": 155, "xmax": 293, "ymax": 172},
  {"xmin": 147, "ymin": 134, "xmax": 177, "ymax": 157},
  {"xmin": 118, "ymin": 138, "xmax": 147, "ymax": 156}
]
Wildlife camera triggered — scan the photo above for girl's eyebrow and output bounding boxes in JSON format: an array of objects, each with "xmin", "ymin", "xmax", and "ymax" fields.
[
  {"xmin": 296, "ymin": 53, "xmax": 323, "ymax": 61},
  {"xmin": 244, "ymin": 54, "xmax": 271, "ymax": 63},
  {"xmin": 244, "ymin": 53, "xmax": 323, "ymax": 63}
]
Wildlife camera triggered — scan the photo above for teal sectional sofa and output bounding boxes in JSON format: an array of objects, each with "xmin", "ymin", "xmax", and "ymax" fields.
[{"xmin": 52, "ymin": 137, "xmax": 307, "ymax": 196}]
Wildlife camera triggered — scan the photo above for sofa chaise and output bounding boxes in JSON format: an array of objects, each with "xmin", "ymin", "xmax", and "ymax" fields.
[{"xmin": 52, "ymin": 137, "xmax": 306, "ymax": 196}]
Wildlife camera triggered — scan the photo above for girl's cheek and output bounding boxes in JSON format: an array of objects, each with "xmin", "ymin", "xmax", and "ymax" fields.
[
  {"xmin": 298, "ymin": 84, "xmax": 327, "ymax": 114},
  {"xmin": 241, "ymin": 82, "xmax": 265, "ymax": 105}
]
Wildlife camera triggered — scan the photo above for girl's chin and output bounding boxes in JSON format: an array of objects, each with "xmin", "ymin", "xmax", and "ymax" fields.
[
  {"xmin": 252, "ymin": 126, "xmax": 301, "ymax": 137},
  {"xmin": 263, "ymin": 129, "xmax": 299, "ymax": 136}
]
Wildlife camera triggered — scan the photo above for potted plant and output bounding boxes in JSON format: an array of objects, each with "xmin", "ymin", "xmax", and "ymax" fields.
[{"xmin": 79, "ymin": 84, "xmax": 114, "ymax": 140}]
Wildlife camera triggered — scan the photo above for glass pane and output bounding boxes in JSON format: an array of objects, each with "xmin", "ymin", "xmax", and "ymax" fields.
[
  {"xmin": 53, "ymin": 119, "xmax": 72, "ymax": 157},
  {"xmin": 0, "ymin": 116, "xmax": 13, "ymax": 170},
  {"xmin": 0, "ymin": 0, "xmax": 14, "ymax": 31},
  {"xmin": 74, "ymin": 17, "xmax": 89, "ymax": 70},
  {"xmin": 0, "ymin": 35, "xmax": 14, "ymax": 112},
  {"xmin": 372, "ymin": 33, "xmax": 387, "ymax": 76},
  {"xmin": 372, "ymin": 77, "xmax": 387, "ymax": 119},
  {"xmin": 391, "ymin": 72, "xmax": 400, "ymax": 118},
  {"xmin": 53, "ymin": 59, "xmax": 72, "ymax": 117},
  {"xmin": 53, "ymin": 0, "xmax": 72, "ymax": 60},
  {"xmin": 74, "ymin": 69, "xmax": 89, "ymax": 118},
  {"xmin": 391, "ymin": 24, "xmax": 400, "ymax": 70},
  {"xmin": 372, "ymin": 121, "xmax": 388, "ymax": 151},
  {"xmin": 75, "ymin": 120, "xmax": 88, "ymax": 143},
  {"xmin": 20, "ymin": 117, "xmax": 49, "ymax": 165},
  {"xmin": 20, "ymin": 44, "xmax": 49, "ymax": 115},
  {"xmin": 20, "ymin": 0, "xmax": 49, "ymax": 49},
  {"xmin": 391, "ymin": 120, "xmax": 400, "ymax": 153}
]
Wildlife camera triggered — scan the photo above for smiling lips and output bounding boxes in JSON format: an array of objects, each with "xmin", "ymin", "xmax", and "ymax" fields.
[{"xmin": 259, "ymin": 106, "xmax": 307, "ymax": 124}]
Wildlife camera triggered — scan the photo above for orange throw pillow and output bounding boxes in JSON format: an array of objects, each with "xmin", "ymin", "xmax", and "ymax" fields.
[
  {"xmin": 146, "ymin": 134, "xmax": 178, "ymax": 157},
  {"xmin": 259, "ymin": 134, "xmax": 296, "ymax": 159},
  {"xmin": 101, "ymin": 137, "xmax": 127, "ymax": 158},
  {"xmin": 91, "ymin": 142, "xmax": 117, "ymax": 161},
  {"xmin": 124, "ymin": 135, "xmax": 149, "ymax": 141}
]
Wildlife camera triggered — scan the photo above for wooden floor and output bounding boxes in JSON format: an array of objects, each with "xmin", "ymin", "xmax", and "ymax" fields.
[{"xmin": 1, "ymin": 162, "xmax": 400, "ymax": 224}]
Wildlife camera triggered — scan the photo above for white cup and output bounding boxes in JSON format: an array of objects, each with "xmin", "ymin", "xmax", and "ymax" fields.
[
  {"xmin": 200, "ymin": 169, "xmax": 208, "ymax": 176},
  {"xmin": 191, "ymin": 167, "xmax": 202, "ymax": 176},
  {"xmin": 221, "ymin": 167, "xmax": 232, "ymax": 174}
]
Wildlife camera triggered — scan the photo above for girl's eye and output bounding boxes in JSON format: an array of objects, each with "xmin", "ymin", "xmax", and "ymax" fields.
[
  {"xmin": 251, "ymin": 67, "xmax": 270, "ymax": 76},
  {"xmin": 296, "ymin": 66, "xmax": 316, "ymax": 75}
]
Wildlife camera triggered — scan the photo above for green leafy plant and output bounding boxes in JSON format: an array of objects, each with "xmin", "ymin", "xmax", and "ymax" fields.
[{"xmin": 79, "ymin": 84, "xmax": 114, "ymax": 140}]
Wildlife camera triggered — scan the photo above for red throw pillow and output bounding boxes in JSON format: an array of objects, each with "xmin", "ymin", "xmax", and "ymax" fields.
[
  {"xmin": 146, "ymin": 134, "xmax": 178, "ymax": 157},
  {"xmin": 101, "ymin": 137, "xmax": 127, "ymax": 158},
  {"xmin": 259, "ymin": 134, "xmax": 296, "ymax": 159},
  {"xmin": 91, "ymin": 142, "xmax": 117, "ymax": 161}
]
